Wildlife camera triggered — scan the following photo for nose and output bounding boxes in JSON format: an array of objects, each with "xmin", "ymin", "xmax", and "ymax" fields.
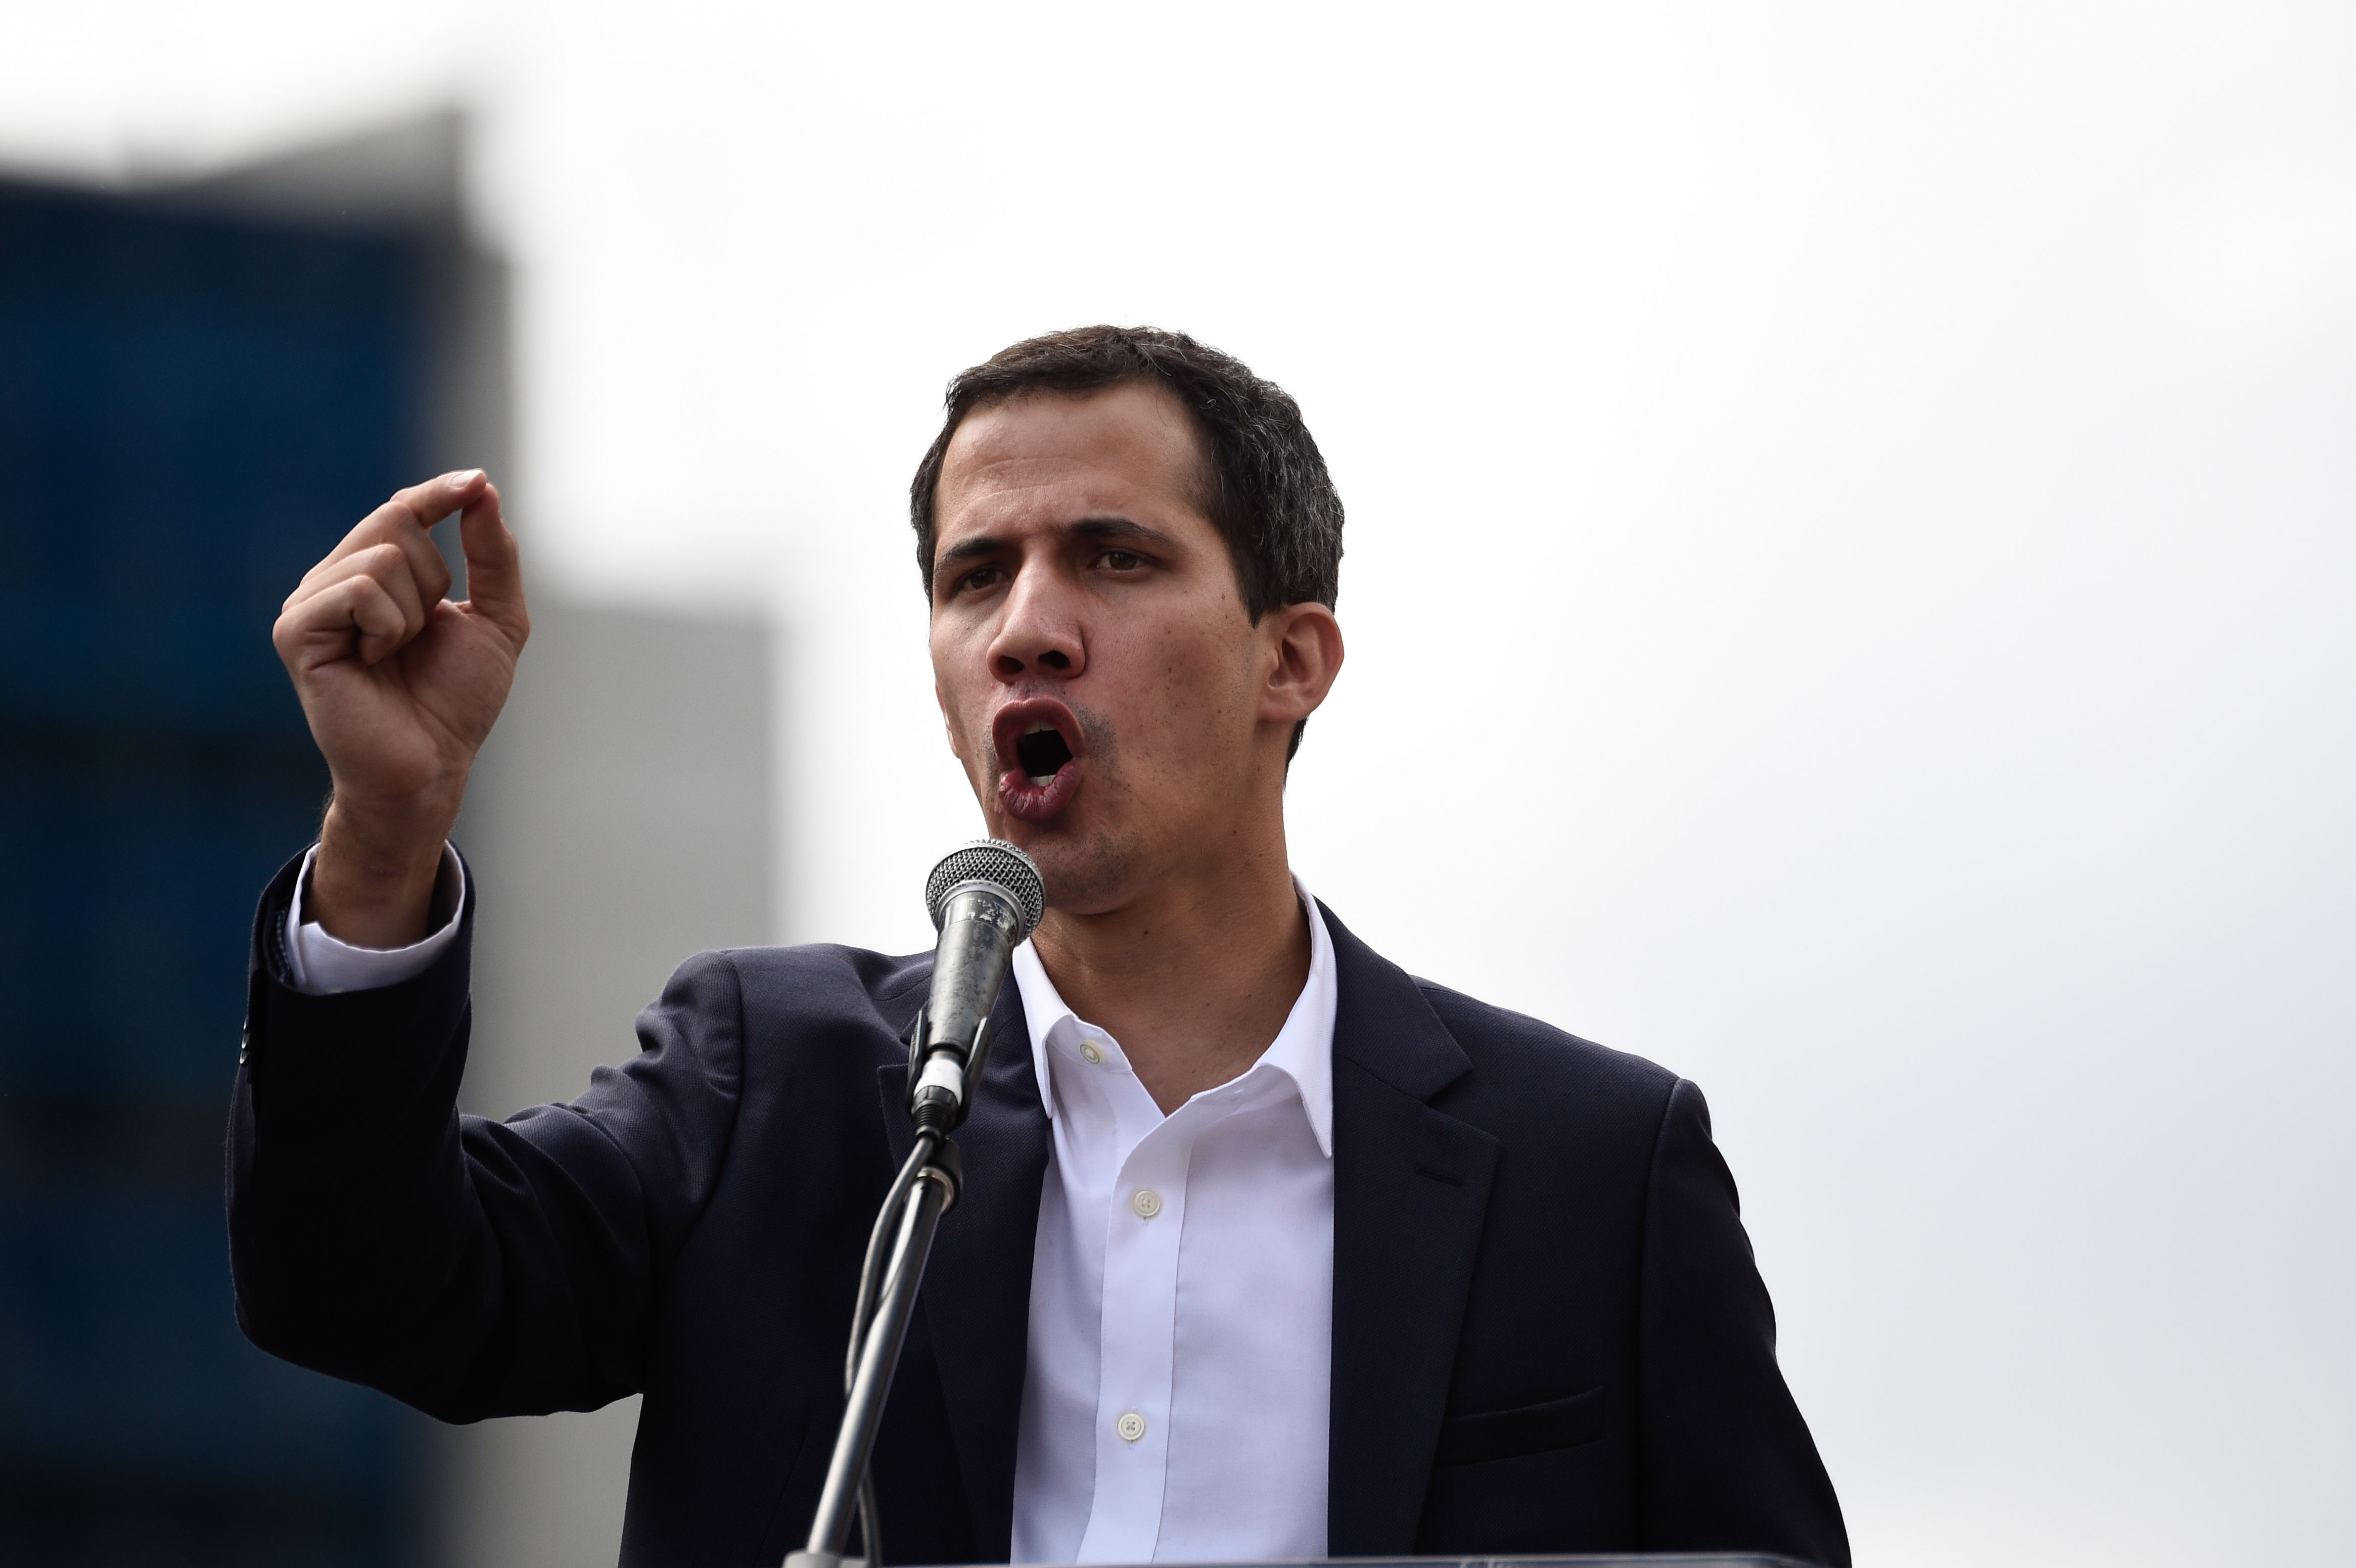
[{"xmin": 986, "ymin": 568, "xmax": 1085, "ymax": 682}]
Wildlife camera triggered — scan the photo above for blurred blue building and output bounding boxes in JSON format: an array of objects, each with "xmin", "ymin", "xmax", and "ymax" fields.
[{"xmin": 0, "ymin": 116, "xmax": 505, "ymax": 1567}]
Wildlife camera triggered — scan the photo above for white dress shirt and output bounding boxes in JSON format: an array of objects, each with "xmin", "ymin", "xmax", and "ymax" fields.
[
  {"xmin": 282, "ymin": 852, "xmax": 1338, "ymax": 1564},
  {"xmin": 1008, "ymin": 884, "xmax": 1336, "ymax": 1564}
]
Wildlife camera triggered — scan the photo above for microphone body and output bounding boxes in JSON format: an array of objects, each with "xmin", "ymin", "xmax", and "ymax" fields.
[{"xmin": 909, "ymin": 841, "xmax": 1045, "ymax": 1131}]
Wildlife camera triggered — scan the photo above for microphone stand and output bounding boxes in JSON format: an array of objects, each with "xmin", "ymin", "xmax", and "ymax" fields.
[
  {"xmin": 784, "ymin": 1079, "xmax": 965, "ymax": 1568},
  {"xmin": 789, "ymin": 843, "xmax": 1038, "ymax": 1568}
]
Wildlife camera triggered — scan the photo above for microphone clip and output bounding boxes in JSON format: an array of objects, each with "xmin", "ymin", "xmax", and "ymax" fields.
[{"xmin": 905, "ymin": 1004, "xmax": 995, "ymax": 1133}]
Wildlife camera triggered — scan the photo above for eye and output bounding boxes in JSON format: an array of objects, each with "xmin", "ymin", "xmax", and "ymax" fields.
[
  {"xmin": 951, "ymin": 565, "xmax": 1007, "ymax": 596},
  {"xmin": 1097, "ymin": 549, "xmax": 1146, "ymax": 572}
]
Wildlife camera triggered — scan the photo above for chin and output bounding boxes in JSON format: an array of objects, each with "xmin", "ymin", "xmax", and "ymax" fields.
[{"xmin": 997, "ymin": 818, "xmax": 1142, "ymax": 918}]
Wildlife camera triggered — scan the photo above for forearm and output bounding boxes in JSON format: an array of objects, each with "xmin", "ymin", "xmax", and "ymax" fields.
[
  {"xmin": 309, "ymin": 790, "xmax": 465, "ymax": 948},
  {"xmin": 227, "ymin": 851, "xmax": 740, "ymax": 1422},
  {"xmin": 284, "ymin": 842, "xmax": 465, "ymax": 994},
  {"xmin": 230, "ymin": 849, "xmax": 500, "ymax": 1412}
]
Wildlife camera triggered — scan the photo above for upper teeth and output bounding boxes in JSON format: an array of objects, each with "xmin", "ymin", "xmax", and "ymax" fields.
[{"xmin": 1026, "ymin": 721, "xmax": 1055, "ymax": 734}]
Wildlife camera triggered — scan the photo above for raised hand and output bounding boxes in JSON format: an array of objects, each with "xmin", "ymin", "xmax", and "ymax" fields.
[{"xmin": 271, "ymin": 470, "xmax": 529, "ymax": 946}]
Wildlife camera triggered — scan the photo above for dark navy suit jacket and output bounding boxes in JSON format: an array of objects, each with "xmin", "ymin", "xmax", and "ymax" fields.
[{"xmin": 227, "ymin": 853, "xmax": 1848, "ymax": 1567}]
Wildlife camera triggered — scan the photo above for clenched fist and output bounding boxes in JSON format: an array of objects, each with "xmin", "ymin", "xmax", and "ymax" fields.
[{"xmin": 272, "ymin": 470, "xmax": 529, "ymax": 947}]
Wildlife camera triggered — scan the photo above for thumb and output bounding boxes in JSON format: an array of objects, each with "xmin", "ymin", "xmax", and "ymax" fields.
[{"xmin": 457, "ymin": 481, "xmax": 530, "ymax": 642}]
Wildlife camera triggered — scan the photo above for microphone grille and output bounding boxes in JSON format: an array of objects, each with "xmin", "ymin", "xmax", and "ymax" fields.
[{"xmin": 924, "ymin": 839, "xmax": 1047, "ymax": 939}]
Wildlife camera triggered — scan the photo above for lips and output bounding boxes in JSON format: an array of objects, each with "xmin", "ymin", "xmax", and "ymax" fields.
[{"xmin": 991, "ymin": 698, "xmax": 1084, "ymax": 822}]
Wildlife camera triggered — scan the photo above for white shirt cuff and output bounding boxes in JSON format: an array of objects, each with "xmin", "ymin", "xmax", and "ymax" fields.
[{"xmin": 283, "ymin": 842, "xmax": 467, "ymax": 995}]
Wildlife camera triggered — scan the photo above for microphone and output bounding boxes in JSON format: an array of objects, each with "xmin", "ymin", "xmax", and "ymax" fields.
[
  {"xmin": 908, "ymin": 839, "xmax": 1045, "ymax": 1132},
  {"xmin": 795, "ymin": 841, "xmax": 1045, "ymax": 1568}
]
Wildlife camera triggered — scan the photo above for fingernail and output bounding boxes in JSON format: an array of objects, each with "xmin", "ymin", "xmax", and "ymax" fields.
[{"xmin": 448, "ymin": 469, "xmax": 484, "ymax": 488}]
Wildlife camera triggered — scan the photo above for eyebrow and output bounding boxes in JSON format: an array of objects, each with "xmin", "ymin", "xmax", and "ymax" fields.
[{"xmin": 935, "ymin": 516, "xmax": 1182, "ymax": 573}]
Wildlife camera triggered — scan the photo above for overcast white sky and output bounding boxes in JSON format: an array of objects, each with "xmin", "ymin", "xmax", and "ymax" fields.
[{"xmin": 7, "ymin": 3, "xmax": 2353, "ymax": 1565}]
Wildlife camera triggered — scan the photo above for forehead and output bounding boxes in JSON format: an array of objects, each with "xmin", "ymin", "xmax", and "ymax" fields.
[{"xmin": 934, "ymin": 382, "xmax": 1212, "ymax": 544}]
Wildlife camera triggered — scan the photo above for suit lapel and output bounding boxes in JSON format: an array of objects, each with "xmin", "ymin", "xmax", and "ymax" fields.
[
  {"xmin": 1321, "ymin": 904, "xmax": 1501, "ymax": 1556},
  {"xmin": 876, "ymin": 978, "xmax": 1048, "ymax": 1562}
]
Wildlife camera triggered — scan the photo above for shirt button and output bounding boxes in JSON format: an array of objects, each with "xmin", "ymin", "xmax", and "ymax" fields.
[
  {"xmin": 1130, "ymin": 1188, "xmax": 1163, "ymax": 1219},
  {"xmin": 1116, "ymin": 1411, "xmax": 1147, "ymax": 1442},
  {"xmin": 1080, "ymin": 1041, "xmax": 1104, "ymax": 1065}
]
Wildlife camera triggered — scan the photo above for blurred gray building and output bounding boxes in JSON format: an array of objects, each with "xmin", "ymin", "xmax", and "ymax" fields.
[
  {"xmin": 0, "ymin": 114, "xmax": 773, "ymax": 1566},
  {"xmin": 451, "ymin": 601, "xmax": 774, "ymax": 1568}
]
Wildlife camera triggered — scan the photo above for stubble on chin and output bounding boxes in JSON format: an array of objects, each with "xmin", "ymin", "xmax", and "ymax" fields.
[{"xmin": 1030, "ymin": 819, "xmax": 1149, "ymax": 916}]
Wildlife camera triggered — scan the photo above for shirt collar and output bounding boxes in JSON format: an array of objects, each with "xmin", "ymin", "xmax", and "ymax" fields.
[{"xmin": 1008, "ymin": 874, "xmax": 1338, "ymax": 1158}]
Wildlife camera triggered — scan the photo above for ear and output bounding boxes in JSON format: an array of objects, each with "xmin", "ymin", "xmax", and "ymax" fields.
[{"xmin": 1258, "ymin": 602, "xmax": 1344, "ymax": 730}]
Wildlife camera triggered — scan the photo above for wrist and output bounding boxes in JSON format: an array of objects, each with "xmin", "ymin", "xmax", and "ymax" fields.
[{"xmin": 310, "ymin": 794, "xmax": 461, "ymax": 948}]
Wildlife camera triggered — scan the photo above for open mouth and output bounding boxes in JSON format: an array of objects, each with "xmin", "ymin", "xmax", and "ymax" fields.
[
  {"xmin": 992, "ymin": 701, "xmax": 1085, "ymax": 822},
  {"xmin": 1015, "ymin": 724, "xmax": 1074, "ymax": 788}
]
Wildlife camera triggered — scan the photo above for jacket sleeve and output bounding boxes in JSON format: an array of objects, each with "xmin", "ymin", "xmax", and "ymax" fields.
[
  {"xmin": 1635, "ymin": 1077, "xmax": 1851, "ymax": 1567},
  {"xmin": 225, "ymin": 849, "xmax": 746, "ymax": 1422}
]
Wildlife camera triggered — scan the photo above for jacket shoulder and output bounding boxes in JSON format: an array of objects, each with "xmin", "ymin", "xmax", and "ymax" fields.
[
  {"xmin": 687, "ymin": 942, "xmax": 931, "ymax": 1014},
  {"xmin": 1410, "ymin": 975, "xmax": 1682, "ymax": 1121}
]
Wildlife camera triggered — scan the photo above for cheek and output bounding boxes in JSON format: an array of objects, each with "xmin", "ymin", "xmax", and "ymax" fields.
[
  {"xmin": 931, "ymin": 637, "xmax": 986, "ymax": 757},
  {"xmin": 1138, "ymin": 626, "xmax": 1260, "ymax": 756}
]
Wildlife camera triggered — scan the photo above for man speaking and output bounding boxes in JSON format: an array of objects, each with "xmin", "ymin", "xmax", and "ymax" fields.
[{"xmin": 232, "ymin": 327, "xmax": 1848, "ymax": 1567}]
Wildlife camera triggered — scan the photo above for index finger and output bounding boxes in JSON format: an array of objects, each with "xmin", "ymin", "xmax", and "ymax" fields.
[
  {"xmin": 303, "ymin": 469, "xmax": 487, "ymax": 589},
  {"xmin": 387, "ymin": 468, "xmax": 489, "ymax": 535}
]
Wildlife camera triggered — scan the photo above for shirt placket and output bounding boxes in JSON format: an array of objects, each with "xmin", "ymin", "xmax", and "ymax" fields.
[{"xmin": 1074, "ymin": 1038, "xmax": 1197, "ymax": 1563}]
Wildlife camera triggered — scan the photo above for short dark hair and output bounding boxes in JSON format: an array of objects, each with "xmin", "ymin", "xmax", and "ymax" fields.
[
  {"xmin": 911, "ymin": 326, "xmax": 1342, "ymax": 616},
  {"xmin": 910, "ymin": 326, "xmax": 1344, "ymax": 758}
]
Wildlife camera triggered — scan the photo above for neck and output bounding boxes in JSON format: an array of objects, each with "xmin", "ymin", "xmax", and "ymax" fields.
[{"xmin": 1030, "ymin": 819, "xmax": 1310, "ymax": 1116}]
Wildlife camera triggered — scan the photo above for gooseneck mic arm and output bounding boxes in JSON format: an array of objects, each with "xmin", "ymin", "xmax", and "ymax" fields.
[{"xmin": 784, "ymin": 840, "xmax": 1045, "ymax": 1568}]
